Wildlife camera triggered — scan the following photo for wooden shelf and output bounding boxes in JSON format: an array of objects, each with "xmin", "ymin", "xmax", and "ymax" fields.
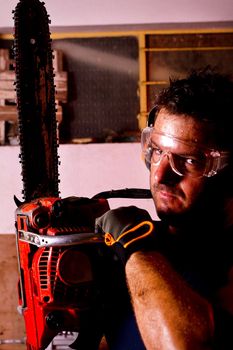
[{"xmin": 0, "ymin": 48, "xmax": 67, "ymax": 144}]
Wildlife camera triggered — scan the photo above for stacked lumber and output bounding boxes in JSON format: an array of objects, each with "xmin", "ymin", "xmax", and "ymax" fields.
[{"xmin": 0, "ymin": 49, "xmax": 67, "ymax": 144}]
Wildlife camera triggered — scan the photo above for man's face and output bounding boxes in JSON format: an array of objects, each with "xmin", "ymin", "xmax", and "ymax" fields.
[{"xmin": 150, "ymin": 109, "xmax": 218, "ymax": 221}]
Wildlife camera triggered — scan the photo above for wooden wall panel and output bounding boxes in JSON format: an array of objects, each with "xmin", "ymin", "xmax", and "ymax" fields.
[{"xmin": 0, "ymin": 234, "xmax": 25, "ymax": 343}]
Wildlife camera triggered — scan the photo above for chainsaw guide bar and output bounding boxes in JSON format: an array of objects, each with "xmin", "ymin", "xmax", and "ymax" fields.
[{"xmin": 13, "ymin": 0, "xmax": 59, "ymax": 202}]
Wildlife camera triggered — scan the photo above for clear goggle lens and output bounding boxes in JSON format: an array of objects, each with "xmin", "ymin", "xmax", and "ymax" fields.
[{"xmin": 141, "ymin": 127, "xmax": 230, "ymax": 178}]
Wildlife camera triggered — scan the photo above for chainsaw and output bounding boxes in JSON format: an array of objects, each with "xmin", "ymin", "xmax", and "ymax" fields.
[{"xmin": 13, "ymin": 1, "xmax": 151, "ymax": 349}]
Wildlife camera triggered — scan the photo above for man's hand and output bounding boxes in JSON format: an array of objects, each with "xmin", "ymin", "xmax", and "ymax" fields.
[{"xmin": 95, "ymin": 206, "xmax": 155, "ymax": 265}]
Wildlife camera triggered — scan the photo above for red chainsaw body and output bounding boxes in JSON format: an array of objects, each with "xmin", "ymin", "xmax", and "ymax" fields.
[{"xmin": 15, "ymin": 197, "xmax": 110, "ymax": 349}]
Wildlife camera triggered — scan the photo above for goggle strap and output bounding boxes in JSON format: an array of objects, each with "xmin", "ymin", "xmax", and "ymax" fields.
[{"xmin": 147, "ymin": 106, "xmax": 158, "ymax": 127}]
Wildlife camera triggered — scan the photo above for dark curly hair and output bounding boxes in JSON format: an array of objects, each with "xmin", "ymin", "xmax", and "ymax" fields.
[{"xmin": 153, "ymin": 66, "xmax": 233, "ymax": 151}]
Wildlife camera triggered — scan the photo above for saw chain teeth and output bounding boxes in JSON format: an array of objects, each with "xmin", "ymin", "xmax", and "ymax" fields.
[{"xmin": 13, "ymin": 0, "xmax": 60, "ymax": 201}]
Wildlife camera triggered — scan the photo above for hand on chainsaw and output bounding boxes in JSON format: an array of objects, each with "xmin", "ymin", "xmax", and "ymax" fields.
[{"xmin": 95, "ymin": 206, "xmax": 155, "ymax": 265}]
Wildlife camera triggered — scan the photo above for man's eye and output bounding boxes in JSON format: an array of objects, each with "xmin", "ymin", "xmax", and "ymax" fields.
[
  {"xmin": 184, "ymin": 156, "xmax": 206, "ymax": 169},
  {"xmin": 152, "ymin": 146, "xmax": 163, "ymax": 155},
  {"xmin": 185, "ymin": 157, "xmax": 197, "ymax": 165}
]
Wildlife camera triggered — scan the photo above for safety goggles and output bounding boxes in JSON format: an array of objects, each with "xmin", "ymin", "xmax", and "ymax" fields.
[{"xmin": 141, "ymin": 126, "xmax": 230, "ymax": 178}]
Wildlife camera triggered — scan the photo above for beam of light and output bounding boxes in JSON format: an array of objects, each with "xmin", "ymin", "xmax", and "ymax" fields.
[{"xmin": 52, "ymin": 41, "xmax": 138, "ymax": 76}]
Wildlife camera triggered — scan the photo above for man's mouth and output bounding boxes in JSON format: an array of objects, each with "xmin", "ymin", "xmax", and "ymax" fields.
[
  {"xmin": 154, "ymin": 185, "xmax": 183, "ymax": 201},
  {"xmin": 159, "ymin": 189, "xmax": 177, "ymax": 199}
]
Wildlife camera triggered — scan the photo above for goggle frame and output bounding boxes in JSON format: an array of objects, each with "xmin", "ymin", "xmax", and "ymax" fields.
[{"xmin": 141, "ymin": 126, "xmax": 230, "ymax": 178}]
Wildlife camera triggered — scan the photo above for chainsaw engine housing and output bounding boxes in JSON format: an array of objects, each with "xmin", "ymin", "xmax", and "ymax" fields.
[{"xmin": 15, "ymin": 196, "xmax": 110, "ymax": 349}]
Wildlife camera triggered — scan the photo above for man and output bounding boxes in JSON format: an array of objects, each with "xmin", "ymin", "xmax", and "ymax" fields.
[{"xmin": 96, "ymin": 67, "xmax": 233, "ymax": 349}]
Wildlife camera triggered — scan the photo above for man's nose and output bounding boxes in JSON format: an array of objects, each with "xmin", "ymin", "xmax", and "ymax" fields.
[{"xmin": 152, "ymin": 154, "xmax": 176, "ymax": 184}]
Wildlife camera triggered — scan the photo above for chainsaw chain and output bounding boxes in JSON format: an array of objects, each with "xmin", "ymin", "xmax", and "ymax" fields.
[{"xmin": 13, "ymin": 0, "xmax": 59, "ymax": 201}]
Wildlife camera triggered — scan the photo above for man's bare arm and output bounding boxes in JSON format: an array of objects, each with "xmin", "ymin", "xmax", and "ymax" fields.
[{"xmin": 126, "ymin": 251, "xmax": 215, "ymax": 350}]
